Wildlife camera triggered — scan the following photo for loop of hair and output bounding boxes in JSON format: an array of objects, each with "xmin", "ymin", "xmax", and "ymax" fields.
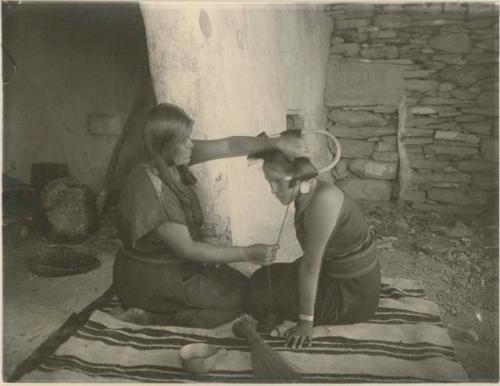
[
  {"xmin": 291, "ymin": 157, "xmax": 318, "ymax": 186},
  {"xmin": 283, "ymin": 131, "xmax": 318, "ymax": 183}
]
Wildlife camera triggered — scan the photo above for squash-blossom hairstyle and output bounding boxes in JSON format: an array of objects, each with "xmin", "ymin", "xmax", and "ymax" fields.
[{"xmin": 249, "ymin": 130, "xmax": 318, "ymax": 186}]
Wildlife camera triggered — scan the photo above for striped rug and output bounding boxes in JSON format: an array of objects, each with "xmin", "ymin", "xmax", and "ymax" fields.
[{"xmin": 20, "ymin": 278, "xmax": 468, "ymax": 382}]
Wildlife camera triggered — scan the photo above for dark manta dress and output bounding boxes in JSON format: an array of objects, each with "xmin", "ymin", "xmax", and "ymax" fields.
[
  {"xmin": 113, "ymin": 164, "xmax": 247, "ymax": 328},
  {"xmin": 244, "ymin": 180, "xmax": 381, "ymax": 325}
]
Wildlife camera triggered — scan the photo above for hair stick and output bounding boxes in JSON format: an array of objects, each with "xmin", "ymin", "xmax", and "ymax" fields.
[{"xmin": 267, "ymin": 202, "xmax": 291, "ymax": 313}]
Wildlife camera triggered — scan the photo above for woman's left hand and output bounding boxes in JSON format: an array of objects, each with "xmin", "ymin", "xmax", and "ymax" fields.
[
  {"xmin": 284, "ymin": 320, "xmax": 313, "ymax": 349},
  {"xmin": 277, "ymin": 135, "xmax": 310, "ymax": 160}
]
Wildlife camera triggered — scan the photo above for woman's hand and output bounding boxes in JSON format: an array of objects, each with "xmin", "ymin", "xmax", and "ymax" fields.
[
  {"xmin": 277, "ymin": 134, "xmax": 310, "ymax": 161},
  {"xmin": 284, "ymin": 320, "xmax": 313, "ymax": 349},
  {"xmin": 246, "ymin": 243, "xmax": 279, "ymax": 265}
]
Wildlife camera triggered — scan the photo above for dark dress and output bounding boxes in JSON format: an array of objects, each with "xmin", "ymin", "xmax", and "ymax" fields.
[
  {"xmin": 113, "ymin": 164, "xmax": 247, "ymax": 328},
  {"xmin": 244, "ymin": 180, "xmax": 380, "ymax": 326}
]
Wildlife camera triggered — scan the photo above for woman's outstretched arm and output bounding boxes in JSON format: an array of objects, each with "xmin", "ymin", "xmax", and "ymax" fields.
[
  {"xmin": 155, "ymin": 221, "xmax": 278, "ymax": 265},
  {"xmin": 190, "ymin": 135, "xmax": 309, "ymax": 165}
]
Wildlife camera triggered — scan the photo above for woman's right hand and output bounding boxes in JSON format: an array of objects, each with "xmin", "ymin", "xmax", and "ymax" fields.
[{"xmin": 246, "ymin": 243, "xmax": 279, "ymax": 265}]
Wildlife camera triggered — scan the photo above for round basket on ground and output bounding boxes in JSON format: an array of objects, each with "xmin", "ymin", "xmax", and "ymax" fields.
[{"xmin": 27, "ymin": 247, "xmax": 100, "ymax": 277}]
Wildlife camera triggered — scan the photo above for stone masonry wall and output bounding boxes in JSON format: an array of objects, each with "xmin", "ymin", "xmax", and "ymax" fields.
[
  {"xmin": 328, "ymin": 107, "xmax": 400, "ymax": 201},
  {"xmin": 325, "ymin": 3, "xmax": 499, "ymax": 215}
]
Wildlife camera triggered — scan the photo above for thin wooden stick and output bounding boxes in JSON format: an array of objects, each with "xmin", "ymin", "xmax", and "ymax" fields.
[
  {"xmin": 267, "ymin": 202, "xmax": 291, "ymax": 312},
  {"xmin": 276, "ymin": 203, "xmax": 291, "ymax": 245}
]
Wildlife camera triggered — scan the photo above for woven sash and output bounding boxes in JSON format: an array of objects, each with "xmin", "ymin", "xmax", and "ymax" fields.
[{"xmin": 324, "ymin": 232, "xmax": 378, "ymax": 279}]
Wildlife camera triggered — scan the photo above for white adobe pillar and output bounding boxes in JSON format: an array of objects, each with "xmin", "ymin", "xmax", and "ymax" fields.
[{"xmin": 140, "ymin": 3, "xmax": 331, "ymax": 275}]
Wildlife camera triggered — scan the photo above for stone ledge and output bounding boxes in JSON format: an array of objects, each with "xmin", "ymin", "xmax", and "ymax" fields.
[
  {"xmin": 337, "ymin": 138, "xmax": 375, "ymax": 158},
  {"xmin": 424, "ymin": 145, "xmax": 479, "ymax": 156},
  {"xmin": 456, "ymin": 115, "xmax": 488, "ymax": 123},
  {"xmin": 406, "ymin": 128, "xmax": 435, "ymax": 137},
  {"xmin": 421, "ymin": 97, "xmax": 474, "ymax": 106},
  {"xmin": 374, "ymin": 14, "xmax": 412, "ymax": 29},
  {"xmin": 429, "ymin": 33, "xmax": 472, "ymax": 54},
  {"xmin": 435, "ymin": 130, "xmax": 480, "ymax": 144},
  {"xmin": 411, "ymin": 160, "xmax": 451, "ymax": 170},
  {"xmin": 347, "ymin": 105, "xmax": 399, "ymax": 113},
  {"xmin": 328, "ymin": 109, "xmax": 391, "ymax": 127},
  {"xmin": 382, "ymin": 136, "xmax": 397, "ymax": 145},
  {"xmin": 327, "ymin": 4, "xmax": 375, "ymax": 19},
  {"xmin": 331, "ymin": 43, "xmax": 360, "ymax": 57},
  {"xmin": 405, "ymin": 80, "xmax": 439, "ymax": 92},
  {"xmin": 433, "ymin": 140, "xmax": 480, "ymax": 148},
  {"xmin": 349, "ymin": 159, "xmax": 398, "ymax": 180},
  {"xmin": 338, "ymin": 176, "xmax": 392, "ymax": 201},
  {"xmin": 361, "ymin": 46, "xmax": 399, "ymax": 60},
  {"xmin": 328, "ymin": 125, "xmax": 397, "ymax": 139},
  {"xmin": 412, "ymin": 19, "xmax": 463, "ymax": 27},
  {"xmin": 408, "ymin": 117, "xmax": 444, "ymax": 127},
  {"xmin": 373, "ymin": 151, "xmax": 399, "ymax": 162},
  {"xmin": 456, "ymin": 161, "xmax": 496, "ymax": 172},
  {"xmin": 403, "ymin": 70, "xmax": 437, "ymax": 79},
  {"xmin": 334, "ymin": 18, "xmax": 371, "ymax": 30},
  {"xmin": 375, "ymin": 141, "xmax": 396, "ymax": 152},
  {"xmin": 439, "ymin": 65, "xmax": 492, "ymax": 88},
  {"xmin": 403, "ymin": 137, "xmax": 434, "ymax": 145},
  {"xmin": 450, "ymin": 89, "xmax": 477, "ymax": 100}
]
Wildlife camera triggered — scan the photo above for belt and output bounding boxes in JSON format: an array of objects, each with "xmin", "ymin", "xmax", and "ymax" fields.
[{"xmin": 323, "ymin": 232, "xmax": 378, "ymax": 279}]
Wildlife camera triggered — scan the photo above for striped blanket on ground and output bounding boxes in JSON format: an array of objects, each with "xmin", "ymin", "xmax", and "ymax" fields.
[{"xmin": 20, "ymin": 278, "xmax": 468, "ymax": 383}]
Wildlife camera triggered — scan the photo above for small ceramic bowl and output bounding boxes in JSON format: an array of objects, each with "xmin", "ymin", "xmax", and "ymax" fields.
[{"xmin": 179, "ymin": 343, "xmax": 227, "ymax": 374}]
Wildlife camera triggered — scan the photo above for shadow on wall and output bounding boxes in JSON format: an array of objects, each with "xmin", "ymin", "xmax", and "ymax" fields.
[{"xmin": 2, "ymin": 2, "xmax": 154, "ymax": 195}]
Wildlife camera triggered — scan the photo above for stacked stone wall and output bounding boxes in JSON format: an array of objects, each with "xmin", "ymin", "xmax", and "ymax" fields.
[
  {"xmin": 328, "ymin": 107, "xmax": 399, "ymax": 201},
  {"xmin": 326, "ymin": 3, "xmax": 499, "ymax": 214}
]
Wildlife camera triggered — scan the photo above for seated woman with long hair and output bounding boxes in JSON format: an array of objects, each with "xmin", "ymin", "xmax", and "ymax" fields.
[
  {"xmin": 244, "ymin": 147, "xmax": 380, "ymax": 348},
  {"xmin": 113, "ymin": 103, "xmax": 307, "ymax": 328}
]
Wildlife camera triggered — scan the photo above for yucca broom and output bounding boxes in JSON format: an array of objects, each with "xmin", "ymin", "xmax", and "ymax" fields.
[{"xmin": 233, "ymin": 315, "xmax": 301, "ymax": 382}]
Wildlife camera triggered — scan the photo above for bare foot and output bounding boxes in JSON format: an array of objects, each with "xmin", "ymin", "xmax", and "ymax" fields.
[{"xmin": 116, "ymin": 307, "xmax": 152, "ymax": 325}]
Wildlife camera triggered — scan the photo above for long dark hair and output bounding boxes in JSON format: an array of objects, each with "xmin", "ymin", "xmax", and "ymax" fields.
[{"xmin": 143, "ymin": 103, "xmax": 202, "ymax": 231}]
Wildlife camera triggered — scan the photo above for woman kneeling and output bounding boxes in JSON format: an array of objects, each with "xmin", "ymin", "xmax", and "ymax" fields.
[
  {"xmin": 244, "ymin": 149, "xmax": 381, "ymax": 348},
  {"xmin": 113, "ymin": 104, "xmax": 307, "ymax": 328}
]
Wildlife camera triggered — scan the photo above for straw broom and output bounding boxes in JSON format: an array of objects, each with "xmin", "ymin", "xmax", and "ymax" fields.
[
  {"xmin": 233, "ymin": 315, "xmax": 301, "ymax": 382},
  {"xmin": 231, "ymin": 190, "xmax": 300, "ymax": 381}
]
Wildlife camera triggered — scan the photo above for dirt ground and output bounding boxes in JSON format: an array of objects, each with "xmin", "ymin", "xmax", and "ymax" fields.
[
  {"xmin": 363, "ymin": 201, "xmax": 499, "ymax": 382},
  {"xmin": 2, "ymin": 201, "xmax": 499, "ymax": 381}
]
